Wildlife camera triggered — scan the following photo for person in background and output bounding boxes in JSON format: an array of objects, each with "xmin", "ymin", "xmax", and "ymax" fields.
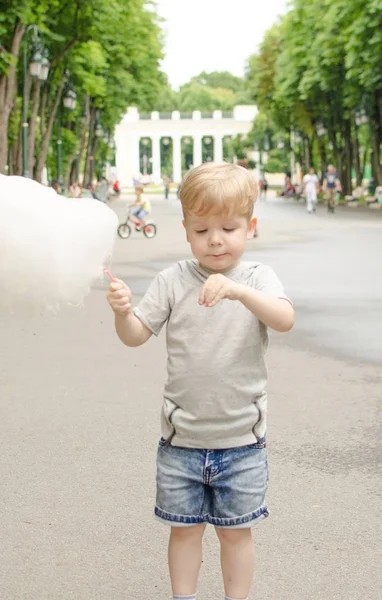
[
  {"xmin": 131, "ymin": 184, "xmax": 151, "ymax": 228},
  {"xmin": 302, "ymin": 167, "xmax": 320, "ymax": 213},
  {"xmin": 69, "ymin": 182, "xmax": 82, "ymax": 198},
  {"xmin": 280, "ymin": 173, "xmax": 296, "ymax": 197},
  {"xmin": 323, "ymin": 165, "xmax": 342, "ymax": 213},
  {"xmin": 259, "ymin": 174, "xmax": 268, "ymax": 200},
  {"xmin": 164, "ymin": 175, "xmax": 171, "ymax": 200},
  {"xmin": 112, "ymin": 180, "xmax": 121, "ymax": 195}
]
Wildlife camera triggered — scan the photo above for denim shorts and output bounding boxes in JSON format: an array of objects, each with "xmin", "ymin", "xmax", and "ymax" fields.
[
  {"xmin": 155, "ymin": 438, "xmax": 269, "ymax": 528},
  {"xmin": 133, "ymin": 208, "xmax": 147, "ymax": 220}
]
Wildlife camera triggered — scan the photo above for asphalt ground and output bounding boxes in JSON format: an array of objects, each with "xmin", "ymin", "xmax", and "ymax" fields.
[{"xmin": 1, "ymin": 193, "xmax": 381, "ymax": 599}]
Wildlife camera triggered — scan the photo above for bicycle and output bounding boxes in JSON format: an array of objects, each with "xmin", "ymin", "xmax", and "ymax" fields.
[{"xmin": 117, "ymin": 207, "xmax": 157, "ymax": 239}]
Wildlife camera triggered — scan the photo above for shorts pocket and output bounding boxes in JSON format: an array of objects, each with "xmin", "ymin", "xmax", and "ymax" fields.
[{"xmin": 245, "ymin": 437, "xmax": 266, "ymax": 449}]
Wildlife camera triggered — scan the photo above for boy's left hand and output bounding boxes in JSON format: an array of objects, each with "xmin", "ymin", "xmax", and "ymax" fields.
[{"xmin": 199, "ymin": 274, "xmax": 240, "ymax": 307}]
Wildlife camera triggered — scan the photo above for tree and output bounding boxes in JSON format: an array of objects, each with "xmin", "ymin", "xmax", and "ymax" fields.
[
  {"xmin": 177, "ymin": 82, "xmax": 236, "ymax": 112},
  {"xmin": 245, "ymin": 0, "xmax": 382, "ymax": 191},
  {"xmin": 155, "ymin": 70, "xmax": 249, "ymax": 112},
  {"xmin": 189, "ymin": 71, "xmax": 245, "ymax": 94},
  {"xmin": 1, "ymin": 0, "xmax": 166, "ymax": 181}
]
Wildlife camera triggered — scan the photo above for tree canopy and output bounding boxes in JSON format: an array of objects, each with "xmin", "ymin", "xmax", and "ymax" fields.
[
  {"xmin": 0, "ymin": 0, "xmax": 166, "ymax": 184},
  {"xmin": 245, "ymin": 0, "xmax": 382, "ymax": 189},
  {"xmin": 155, "ymin": 70, "xmax": 251, "ymax": 112}
]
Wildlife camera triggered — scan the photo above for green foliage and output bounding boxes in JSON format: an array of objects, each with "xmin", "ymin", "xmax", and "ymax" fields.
[
  {"xmin": 46, "ymin": 126, "xmax": 77, "ymax": 179},
  {"xmin": 189, "ymin": 71, "xmax": 245, "ymax": 94},
  {"xmin": 264, "ymin": 149, "xmax": 289, "ymax": 174},
  {"xmin": 244, "ymin": 0, "xmax": 382, "ymax": 188},
  {"xmin": 156, "ymin": 70, "xmax": 249, "ymax": 112},
  {"xmin": 177, "ymin": 82, "xmax": 237, "ymax": 112},
  {"xmin": 1, "ymin": 0, "xmax": 167, "ymax": 178}
]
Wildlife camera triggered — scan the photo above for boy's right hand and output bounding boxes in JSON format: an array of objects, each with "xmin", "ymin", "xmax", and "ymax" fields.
[{"xmin": 107, "ymin": 279, "xmax": 132, "ymax": 316}]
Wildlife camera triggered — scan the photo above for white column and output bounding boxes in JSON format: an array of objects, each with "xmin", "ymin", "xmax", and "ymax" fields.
[
  {"xmin": 172, "ymin": 135, "xmax": 182, "ymax": 183},
  {"xmin": 116, "ymin": 133, "xmax": 140, "ymax": 188},
  {"xmin": 193, "ymin": 134, "xmax": 202, "ymax": 167},
  {"xmin": 152, "ymin": 135, "xmax": 161, "ymax": 184},
  {"xmin": 213, "ymin": 135, "xmax": 223, "ymax": 162}
]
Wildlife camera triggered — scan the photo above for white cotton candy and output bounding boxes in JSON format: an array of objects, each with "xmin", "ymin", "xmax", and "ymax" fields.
[{"xmin": 0, "ymin": 175, "xmax": 118, "ymax": 313}]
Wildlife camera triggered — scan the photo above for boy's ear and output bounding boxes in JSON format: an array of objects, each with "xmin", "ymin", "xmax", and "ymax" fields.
[{"xmin": 247, "ymin": 217, "xmax": 257, "ymax": 239}]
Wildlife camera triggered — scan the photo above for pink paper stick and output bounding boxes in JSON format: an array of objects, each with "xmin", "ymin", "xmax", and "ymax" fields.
[{"xmin": 104, "ymin": 268, "xmax": 115, "ymax": 282}]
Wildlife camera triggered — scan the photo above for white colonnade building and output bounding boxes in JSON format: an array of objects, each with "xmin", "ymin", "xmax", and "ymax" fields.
[{"xmin": 115, "ymin": 105, "xmax": 258, "ymax": 187}]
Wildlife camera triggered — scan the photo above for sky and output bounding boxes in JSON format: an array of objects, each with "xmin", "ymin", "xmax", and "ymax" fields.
[{"xmin": 156, "ymin": 0, "xmax": 289, "ymax": 89}]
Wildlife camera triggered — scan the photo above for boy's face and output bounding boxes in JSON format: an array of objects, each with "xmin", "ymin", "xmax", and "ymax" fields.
[{"xmin": 183, "ymin": 212, "xmax": 257, "ymax": 272}]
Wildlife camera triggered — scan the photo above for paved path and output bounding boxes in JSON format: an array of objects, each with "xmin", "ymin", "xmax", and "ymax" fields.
[{"xmin": 1, "ymin": 194, "xmax": 381, "ymax": 599}]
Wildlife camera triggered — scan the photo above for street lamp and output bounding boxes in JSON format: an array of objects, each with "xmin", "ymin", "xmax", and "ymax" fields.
[
  {"xmin": 29, "ymin": 48, "xmax": 43, "ymax": 78},
  {"xmin": 63, "ymin": 89, "xmax": 77, "ymax": 110},
  {"xmin": 22, "ymin": 26, "xmax": 50, "ymax": 177},
  {"xmin": 39, "ymin": 53, "xmax": 50, "ymax": 82}
]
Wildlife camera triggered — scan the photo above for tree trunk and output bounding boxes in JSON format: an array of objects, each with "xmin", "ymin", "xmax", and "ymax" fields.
[
  {"xmin": 368, "ymin": 92, "xmax": 382, "ymax": 186},
  {"xmin": 69, "ymin": 157, "xmax": 79, "ymax": 185},
  {"xmin": 12, "ymin": 73, "xmax": 32, "ymax": 175},
  {"xmin": 83, "ymin": 107, "xmax": 96, "ymax": 186},
  {"xmin": 304, "ymin": 135, "xmax": 313, "ymax": 171},
  {"xmin": 377, "ymin": 88, "xmax": 382, "ymax": 134},
  {"xmin": 34, "ymin": 80, "xmax": 65, "ymax": 182},
  {"xmin": 28, "ymin": 78, "xmax": 41, "ymax": 174},
  {"xmin": 83, "ymin": 135, "xmax": 97, "ymax": 187},
  {"xmin": 14, "ymin": 128, "xmax": 23, "ymax": 175},
  {"xmin": 361, "ymin": 146, "xmax": 369, "ymax": 182},
  {"xmin": 40, "ymin": 86, "xmax": 48, "ymax": 140},
  {"xmin": 342, "ymin": 119, "xmax": 352, "ymax": 195},
  {"xmin": 77, "ymin": 96, "xmax": 90, "ymax": 183},
  {"xmin": 328, "ymin": 121, "xmax": 339, "ymax": 159},
  {"xmin": 8, "ymin": 143, "xmax": 16, "ymax": 175},
  {"xmin": 0, "ymin": 19, "xmax": 25, "ymax": 173},
  {"xmin": 352, "ymin": 121, "xmax": 363, "ymax": 186},
  {"xmin": 370, "ymin": 129, "xmax": 382, "ymax": 185},
  {"xmin": 317, "ymin": 136, "xmax": 327, "ymax": 182},
  {"xmin": 64, "ymin": 152, "xmax": 76, "ymax": 187}
]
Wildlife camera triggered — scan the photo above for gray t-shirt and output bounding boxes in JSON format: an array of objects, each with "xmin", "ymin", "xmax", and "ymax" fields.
[{"xmin": 134, "ymin": 259, "xmax": 289, "ymax": 449}]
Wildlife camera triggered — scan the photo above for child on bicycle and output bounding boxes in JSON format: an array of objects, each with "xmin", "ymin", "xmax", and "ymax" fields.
[{"xmin": 131, "ymin": 184, "xmax": 151, "ymax": 228}]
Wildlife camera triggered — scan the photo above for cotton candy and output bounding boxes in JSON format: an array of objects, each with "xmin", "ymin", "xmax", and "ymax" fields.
[{"xmin": 0, "ymin": 175, "xmax": 118, "ymax": 313}]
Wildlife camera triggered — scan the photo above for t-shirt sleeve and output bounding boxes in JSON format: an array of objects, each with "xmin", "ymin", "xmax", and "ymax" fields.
[
  {"xmin": 133, "ymin": 272, "xmax": 171, "ymax": 336},
  {"xmin": 254, "ymin": 265, "xmax": 292, "ymax": 303}
]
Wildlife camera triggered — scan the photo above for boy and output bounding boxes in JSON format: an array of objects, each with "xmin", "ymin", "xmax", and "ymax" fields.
[
  {"xmin": 107, "ymin": 162, "xmax": 294, "ymax": 600},
  {"xmin": 132, "ymin": 183, "xmax": 151, "ymax": 227},
  {"xmin": 302, "ymin": 166, "xmax": 320, "ymax": 213}
]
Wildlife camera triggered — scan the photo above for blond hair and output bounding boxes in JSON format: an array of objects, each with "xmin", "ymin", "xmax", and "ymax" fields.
[{"xmin": 179, "ymin": 162, "xmax": 257, "ymax": 220}]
